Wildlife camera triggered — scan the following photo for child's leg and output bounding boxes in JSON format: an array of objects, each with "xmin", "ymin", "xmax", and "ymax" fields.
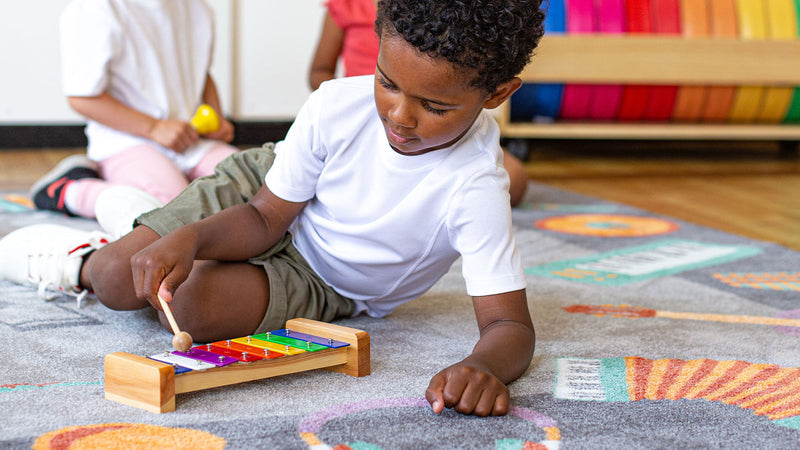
[
  {"xmin": 187, "ymin": 143, "xmax": 239, "ymax": 180},
  {"xmin": 82, "ymin": 225, "xmax": 271, "ymax": 342},
  {"xmin": 99, "ymin": 144, "xmax": 190, "ymax": 204},
  {"xmin": 64, "ymin": 146, "xmax": 189, "ymax": 217},
  {"xmin": 64, "ymin": 178, "xmax": 112, "ymax": 218},
  {"xmin": 83, "ymin": 145, "xmax": 284, "ymax": 341}
]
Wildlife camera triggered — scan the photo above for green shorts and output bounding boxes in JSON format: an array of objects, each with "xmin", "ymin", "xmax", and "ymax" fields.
[{"xmin": 135, "ymin": 143, "xmax": 355, "ymax": 334}]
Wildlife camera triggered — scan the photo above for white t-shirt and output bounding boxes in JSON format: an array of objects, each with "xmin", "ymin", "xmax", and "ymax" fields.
[
  {"xmin": 60, "ymin": 0, "xmax": 216, "ymax": 171},
  {"xmin": 265, "ymin": 76, "xmax": 526, "ymax": 317}
]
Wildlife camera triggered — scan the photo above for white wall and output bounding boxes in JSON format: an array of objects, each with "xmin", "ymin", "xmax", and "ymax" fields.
[{"xmin": 0, "ymin": 0, "xmax": 326, "ymax": 125}]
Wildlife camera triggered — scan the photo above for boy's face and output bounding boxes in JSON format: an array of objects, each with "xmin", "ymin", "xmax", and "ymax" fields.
[{"xmin": 374, "ymin": 33, "xmax": 497, "ymax": 156}]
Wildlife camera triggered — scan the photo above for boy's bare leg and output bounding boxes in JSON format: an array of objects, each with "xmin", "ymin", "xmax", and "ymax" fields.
[
  {"xmin": 164, "ymin": 259, "xmax": 269, "ymax": 342},
  {"xmin": 82, "ymin": 225, "xmax": 270, "ymax": 342},
  {"xmin": 80, "ymin": 225, "xmax": 159, "ymax": 311}
]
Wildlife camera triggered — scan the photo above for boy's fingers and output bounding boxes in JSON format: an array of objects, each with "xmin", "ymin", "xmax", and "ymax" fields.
[
  {"xmin": 160, "ymin": 266, "xmax": 189, "ymax": 307},
  {"xmin": 470, "ymin": 389, "xmax": 506, "ymax": 417},
  {"xmin": 425, "ymin": 373, "xmax": 447, "ymax": 414},
  {"xmin": 491, "ymin": 391, "xmax": 511, "ymax": 416},
  {"xmin": 451, "ymin": 382, "xmax": 482, "ymax": 415},
  {"xmin": 157, "ymin": 284, "xmax": 173, "ymax": 311}
]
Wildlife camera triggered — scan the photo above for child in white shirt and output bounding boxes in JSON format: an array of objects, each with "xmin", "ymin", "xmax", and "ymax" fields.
[
  {"xmin": 1, "ymin": 0, "xmax": 545, "ymax": 417},
  {"xmin": 31, "ymin": 0, "xmax": 238, "ymax": 238}
]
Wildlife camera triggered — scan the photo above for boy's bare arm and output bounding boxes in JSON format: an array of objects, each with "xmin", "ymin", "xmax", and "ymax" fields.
[
  {"xmin": 68, "ymin": 93, "xmax": 198, "ymax": 152},
  {"xmin": 425, "ymin": 289, "xmax": 534, "ymax": 416},
  {"xmin": 130, "ymin": 185, "xmax": 306, "ymax": 305}
]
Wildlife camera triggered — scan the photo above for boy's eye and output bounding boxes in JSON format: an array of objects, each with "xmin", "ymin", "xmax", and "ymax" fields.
[
  {"xmin": 378, "ymin": 76, "xmax": 447, "ymax": 115},
  {"xmin": 422, "ymin": 101, "xmax": 448, "ymax": 115},
  {"xmin": 378, "ymin": 77, "xmax": 396, "ymax": 91}
]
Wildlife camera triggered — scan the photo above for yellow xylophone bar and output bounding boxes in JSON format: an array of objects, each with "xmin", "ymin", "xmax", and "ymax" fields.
[{"xmin": 104, "ymin": 318, "xmax": 370, "ymax": 413}]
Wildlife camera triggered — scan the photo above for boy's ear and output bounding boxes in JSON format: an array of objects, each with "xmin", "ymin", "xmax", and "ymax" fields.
[{"xmin": 482, "ymin": 77, "xmax": 522, "ymax": 109}]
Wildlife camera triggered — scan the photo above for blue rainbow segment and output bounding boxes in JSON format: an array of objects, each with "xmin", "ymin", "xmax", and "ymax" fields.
[{"xmin": 509, "ymin": 0, "xmax": 565, "ymax": 122}]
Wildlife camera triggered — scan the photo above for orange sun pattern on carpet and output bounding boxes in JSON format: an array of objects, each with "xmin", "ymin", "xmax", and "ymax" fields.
[
  {"xmin": 33, "ymin": 423, "xmax": 225, "ymax": 450},
  {"xmin": 555, "ymin": 357, "xmax": 800, "ymax": 430},
  {"xmin": 535, "ymin": 214, "xmax": 680, "ymax": 237}
]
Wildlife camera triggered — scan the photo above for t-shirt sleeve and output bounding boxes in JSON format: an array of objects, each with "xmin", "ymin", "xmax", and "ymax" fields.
[
  {"xmin": 448, "ymin": 169, "xmax": 527, "ymax": 297},
  {"xmin": 60, "ymin": 1, "xmax": 116, "ymax": 97},
  {"xmin": 326, "ymin": 0, "xmax": 351, "ymax": 28},
  {"xmin": 264, "ymin": 87, "xmax": 327, "ymax": 202}
]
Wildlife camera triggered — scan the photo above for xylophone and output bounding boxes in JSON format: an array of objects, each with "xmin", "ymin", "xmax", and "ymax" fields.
[{"xmin": 104, "ymin": 318, "xmax": 370, "ymax": 413}]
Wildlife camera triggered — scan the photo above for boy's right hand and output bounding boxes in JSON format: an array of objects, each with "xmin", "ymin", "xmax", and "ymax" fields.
[
  {"xmin": 129, "ymin": 228, "xmax": 198, "ymax": 309},
  {"xmin": 150, "ymin": 119, "xmax": 199, "ymax": 153}
]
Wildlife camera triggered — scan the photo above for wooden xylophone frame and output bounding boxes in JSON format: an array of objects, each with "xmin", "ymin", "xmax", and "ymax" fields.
[{"xmin": 104, "ymin": 318, "xmax": 370, "ymax": 413}]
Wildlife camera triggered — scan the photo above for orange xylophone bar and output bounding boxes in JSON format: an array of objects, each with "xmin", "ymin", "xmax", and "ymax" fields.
[{"xmin": 104, "ymin": 318, "xmax": 370, "ymax": 413}]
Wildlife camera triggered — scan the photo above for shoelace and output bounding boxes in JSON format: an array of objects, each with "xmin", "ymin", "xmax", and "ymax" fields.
[
  {"xmin": 36, "ymin": 281, "xmax": 89, "ymax": 308},
  {"xmin": 26, "ymin": 234, "xmax": 108, "ymax": 308}
]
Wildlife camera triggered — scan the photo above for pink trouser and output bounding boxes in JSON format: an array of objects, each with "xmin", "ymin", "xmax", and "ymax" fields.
[{"xmin": 67, "ymin": 143, "xmax": 238, "ymax": 218}]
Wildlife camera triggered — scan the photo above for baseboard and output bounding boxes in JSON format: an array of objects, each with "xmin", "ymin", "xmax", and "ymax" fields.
[
  {"xmin": 0, "ymin": 125, "xmax": 87, "ymax": 148},
  {"xmin": 0, "ymin": 121, "xmax": 293, "ymax": 149}
]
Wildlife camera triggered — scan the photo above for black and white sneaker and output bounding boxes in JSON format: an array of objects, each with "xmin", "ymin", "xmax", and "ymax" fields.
[{"xmin": 29, "ymin": 154, "xmax": 100, "ymax": 215}]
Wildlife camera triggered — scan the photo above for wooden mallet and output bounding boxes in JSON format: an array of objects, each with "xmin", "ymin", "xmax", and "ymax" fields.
[{"xmin": 157, "ymin": 293, "xmax": 193, "ymax": 352}]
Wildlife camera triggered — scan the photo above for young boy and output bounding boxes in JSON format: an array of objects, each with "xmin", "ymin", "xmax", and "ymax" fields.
[
  {"xmin": 307, "ymin": 0, "xmax": 531, "ymax": 207},
  {"xmin": 0, "ymin": 0, "xmax": 545, "ymax": 416}
]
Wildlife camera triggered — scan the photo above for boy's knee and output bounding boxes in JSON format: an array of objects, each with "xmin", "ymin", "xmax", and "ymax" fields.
[{"xmin": 86, "ymin": 226, "xmax": 160, "ymax": 310}]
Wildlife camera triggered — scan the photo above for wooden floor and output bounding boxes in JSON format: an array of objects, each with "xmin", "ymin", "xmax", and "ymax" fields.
[
  {"xmin": 524, "ymin": 140, "xmax": 800, "ymax": 251},
  {"xmin": 2, "ymin": 141, "xmax": 799, "ymax": 251}
]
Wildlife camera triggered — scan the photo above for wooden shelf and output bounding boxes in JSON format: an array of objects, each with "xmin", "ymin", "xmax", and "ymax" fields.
[
  {"xmin": 498, "ymin": 35, "xmax": 800, "ymax": 141},
  {"xmin": 501, "ymin": 122, "xmax": 800, "ymax": 140}
]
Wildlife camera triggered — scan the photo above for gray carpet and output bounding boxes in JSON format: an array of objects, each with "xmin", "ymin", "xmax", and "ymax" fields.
[{"xmin": 2, "ymin": 181, "xmax": 799, "ymax": 449}]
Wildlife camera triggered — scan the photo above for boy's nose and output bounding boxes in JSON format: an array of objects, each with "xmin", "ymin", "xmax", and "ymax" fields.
[{"xmin": 388, "ymin": 99, "xmax": 416, "ymax": 128}]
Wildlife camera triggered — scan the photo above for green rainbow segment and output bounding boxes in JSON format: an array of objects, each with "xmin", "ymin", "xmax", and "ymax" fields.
[{"xmin": 785, "ymin": 0, "xmax": 800, "ymax": 122}]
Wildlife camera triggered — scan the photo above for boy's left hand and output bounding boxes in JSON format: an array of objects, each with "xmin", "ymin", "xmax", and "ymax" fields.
[{"xmin": 425, "ymin": 361, "xmax": 510, "ymax": 416}]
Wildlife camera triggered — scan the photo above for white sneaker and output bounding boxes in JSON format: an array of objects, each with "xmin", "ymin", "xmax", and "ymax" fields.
[
  {"xmin": 95, "ymin": 185, "xmax": 163, "ymax": 240},
  {"xmin": 0, "ymin": 224, "xmax": 110, "ymax": 307}
]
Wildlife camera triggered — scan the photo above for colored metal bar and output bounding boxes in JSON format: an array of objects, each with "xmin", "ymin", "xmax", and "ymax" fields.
[
  {"xmin": 173, "ymin": 347, "xmax": 238, "ymax": 368},
  {"xmin": 210, "ymin": 339, "xmax": 285, "ymax": 359},
  {"xmin": 199, "ymin": 343, "xmax": 264, "ymax": 363},
  {"xmin": 251, "ymin": 332, "xmax": 328, "ymax": 352},
  {"xmin": 232, "ymin": 336, "xmax": 306, "ymax": 355},
  {"xmin": 270, "ymin": 328, "xmax": 350, "ymax": 348}
]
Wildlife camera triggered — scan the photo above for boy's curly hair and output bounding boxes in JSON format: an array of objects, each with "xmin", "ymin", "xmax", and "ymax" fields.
[{"xmin": 375, "ymin": 0, "xmax": 545, "ymax": 94}]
